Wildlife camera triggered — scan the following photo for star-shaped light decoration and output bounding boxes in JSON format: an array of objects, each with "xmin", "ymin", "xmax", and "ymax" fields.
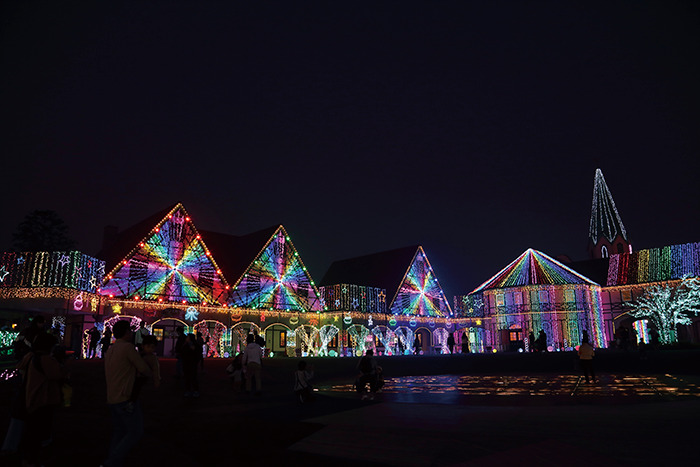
[
  {"xmin": 333, "ymin": 315, "xmax": 339, "ymax": 322},
  {"xmin": 334, "ymin": 299, "xmax": 340, "ymax": 307},
  {"xmin": 58, "ymin": 254, "xmax": 70, "ymax": 267},
  {"xmin": 351, "ymin": 298, "xmax": 359, "ymax": 309},
  {"xmin": 17, "ymin": 257, "xmax": 25, "ymax": 265},
  {"xmin": 89, "ymin": 276, "xmax": 97, "ymax": 290},
  {"xmin": 0, "ymin": 266, "xmax": 9, "ymax": 282},
  {"xmin": 185, "ymin": 306, "xmax": 199, "ymax": 321},
  {"xmin": 342, "ymin": 286, "xmax": 348, "ymax": 294},
  {"xmin": 378, "ymin": 291, "xmax": 386, "ymax": 303},
  {"xmin": 368, "ymin": 314, "xmax": 373, "ymax": 327}
]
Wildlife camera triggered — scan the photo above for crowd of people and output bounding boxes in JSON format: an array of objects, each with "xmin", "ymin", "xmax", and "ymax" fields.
[{"xmin": 1, "ymin": 314, "xmax": 669, "ymax": 465}]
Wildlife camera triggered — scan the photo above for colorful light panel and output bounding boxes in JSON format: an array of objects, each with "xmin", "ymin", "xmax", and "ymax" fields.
[
  {"xmin": 228, "ymin": 228, "xmax": 321, "ymax": 311},
  {"xmin": 390, "ymin": 247, "xmax": 451, "ymax": 317},
  {"xmin": 100, "ymin": 205, "xmax": 228, "ymax": 305}
]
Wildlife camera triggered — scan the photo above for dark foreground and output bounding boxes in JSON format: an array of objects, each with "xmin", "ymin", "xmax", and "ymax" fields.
[{"xmin": 1, "ymin": 350, "xmax": 699, "ymax": 466}]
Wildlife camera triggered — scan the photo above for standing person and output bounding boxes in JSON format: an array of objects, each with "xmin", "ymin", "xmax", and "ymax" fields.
[
  {"xmin": 101, "ymin": 327, "xmax": 113, "ymax": 357},
  {"xmin": 174, "ymin": 326, "xmax": 186, "ymax": 378},
  {"xmin": 254, "ymin": 329, "xmax": 266, "ymax": 348},
  {"xmin": 294, "ymin": 360, "xmax": 314, "ymax": 403},
  {"xmin": 528, "ymin": 331, "xmax": 536, "ymax": 352},
  {"xmin": 181, "ymin": 334, "xmax": 200, "ymax": 398},
  {"xmin": 225, "ymin": 353, "xmax": 245, "ymax": 393},
  {"xmin": 446, "ymin": 333, "xmax": 455, "ymax": 354},
  {"xmin": 88, "ymin": 326, "xmax": 101, "ymax": 359},
  {"xmin": 578, "ymin": 337, "xmax": 597, "ymax": 384},
  {"xmin": 538, "ymin": 330, "xmax": 548, "ymax": 352},
  {"xmin": 355, "ymin": 349, "xmax": 378, "ymax": 400},
  {"xmin": 461, "ymin": 331, "xmax": 470, "ymax": 354},
  {"xmin": 413, "ymin": 335, "xmax": 421, "ymax": 355},
  {"xmin": 14, "ymin": 316, "xmax": 46, "ymax": 360},
  {"xmin": 195, "ymin": 331, "xmax": 205, "ymax": 371},
  {"xmin": 131, "ymin": 335, "xmax": 161, "ymax": 402},
  {"xmin": 103, "ymin": 320, "xmax": 152, "ymax": 467},
  {"xmin": 242, "ymin": 334, "xmax": 263, "ymax": 395},
  {"xmin": 16, "ymin": 332, "xmax": 66, "ymax": 467},
  {"xmin": 133, "ymin": 321, "xmax": 149, "ymax": 348}
]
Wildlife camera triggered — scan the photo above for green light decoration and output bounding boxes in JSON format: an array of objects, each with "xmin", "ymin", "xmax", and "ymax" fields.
[
  {"xmin": 608, "ymin": 242, "xmax": 700, "ymax": 286},
  {"xmin": 100, "ymin": 205, "xmax": 228, "ymax": 305},
  {"xmin": 390, "ymin": 247, "xmax": 451, "ymax": 317},
  {"xmin": 628, "ymin": 276, "xmax": 700, "ymax": 345},
  {"xmin": 229, "ymin": 228, "xmax": 322, "ymax": 312}
]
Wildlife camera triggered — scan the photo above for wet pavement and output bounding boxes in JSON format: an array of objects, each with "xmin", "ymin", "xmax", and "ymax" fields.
[{"xmin": 1, "ymin": 351, "xmax": 699, "ymax": 466}]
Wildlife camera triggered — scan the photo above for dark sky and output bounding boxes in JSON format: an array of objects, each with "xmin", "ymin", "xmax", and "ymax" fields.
[{"xmin": 2, "ymin": 1, "xmax": 699, "ymax": 299}]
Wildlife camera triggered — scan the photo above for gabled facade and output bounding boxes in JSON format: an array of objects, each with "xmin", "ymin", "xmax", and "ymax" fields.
[
  {"xmin": 227, "ymin": 226, "xmax": 322, "ymax": 312},
  {"xmin": 469, "ymin": 249, "xmax": 605, "ymax": 350},
  {"xmin": 588, "ymin": 168, "xmax": 632, "ymax": 259},
  {"xmin": 100, "ymin": 204, "xmax": 229, "ymax": 305},
  {"xmin": 390, "ymin": 246, "xmax": 452, "ymax": 317}
]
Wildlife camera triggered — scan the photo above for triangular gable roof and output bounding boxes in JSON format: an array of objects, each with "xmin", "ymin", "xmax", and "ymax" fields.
[
  {"xmin": 199, "ymin": 226, "xmax": 279, "ymax": 285},
  {"xmin": 100, "ymin": 204, "xmax": 229, "ymax": 305},
  {"xmin": 319, "ymin": 245, "xmax": 419, "ymax": 298},
  {"xmin": 589, "ymin": 168, "xmax": 629, "ymax": 244},
  {"xmin": 97, "ymin": 204, "xmax": 177, "ymax": 272},
  {"xmin": 390, "ymin": 246, "xmax": 452, "ymax": 317},
  {"xmin": 226, "ymin": 226, "xmax": 323, "ymax": 312},
  {"xmin": 471, "ymin": 248, "xmax": 600, "ymax": 294},
  {"xmin": 319, "ymin": 245, "xmax": 452, "ymax": 317}
]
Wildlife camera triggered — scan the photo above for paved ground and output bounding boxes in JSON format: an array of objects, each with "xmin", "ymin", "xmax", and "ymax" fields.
[{"xmin": 1, "ymin": 350, "xmax": 699, "ymax": 466}]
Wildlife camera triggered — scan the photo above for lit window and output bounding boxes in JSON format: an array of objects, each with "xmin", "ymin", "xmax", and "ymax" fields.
[
  {"xmin": 565, "ymin": 290, "xmax": 575, "ymax": 302},
  {"xmin": 514, "ymin": 293, "xmax": 523, "ymax": 305},
  {"xmin": 538, "ymin": 291, "xmax": 549, "ymax": 303},
  {"xmin": 496, "ymin": 294, "xmax": 505, "ymax": 306}
]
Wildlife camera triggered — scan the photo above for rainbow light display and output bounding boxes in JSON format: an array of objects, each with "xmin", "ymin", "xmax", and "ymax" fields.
[
  {"xmin": 228, "ymin": 227, "xmax": 321, "ymax": 312},
  {"xmin": 0, "ymin": 251, "xmax": 104, "ymax": 293},
  {"xmin": 472, "ymin": 249, "xmax": 605, "ymax": 348},
  {"xmin": 607, "ymin": 242, "xmax": 700, "ymax": 286},
  {"xmin": 472, "ymin": 249, "xmax": 600, "ymax": 293},
  {"xmin": 101, "ymin": 205, "xmax": 228, "ymax": 305},
  {"xmin": 319, "ymin": 284, "xmax": 387, "ymax": 313},
  {"xmin": 390, "ymin": 247, "xmax": 451, "ymax": 317}
]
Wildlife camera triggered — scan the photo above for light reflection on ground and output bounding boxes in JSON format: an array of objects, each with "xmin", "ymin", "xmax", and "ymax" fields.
[{"xmin": 319, "ymin": 374, "xmax": 700, "ymax": 400}]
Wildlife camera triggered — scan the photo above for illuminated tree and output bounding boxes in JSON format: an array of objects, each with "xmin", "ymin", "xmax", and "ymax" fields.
[{"xmin": 628, "ymin": 276, "xmax": 700, "ymax": 344}]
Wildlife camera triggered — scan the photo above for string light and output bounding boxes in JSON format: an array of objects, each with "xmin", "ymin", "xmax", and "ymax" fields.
[
  {"xmin": 608, "ymin": 242, "xmax": 700, "ymax": 286},
  {"xmin": 229, "ymin": 227, "xmax": 322, "ymax": 312},
  {"xmin": 390, "ymin": 247, "xmax": 452, "ymax": 317},
  {"xmin": 100, "ymin": 204, "xmax": 229, "ymax": 305}
]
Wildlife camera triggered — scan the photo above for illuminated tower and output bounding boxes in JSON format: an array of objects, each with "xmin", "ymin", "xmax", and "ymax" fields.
[{"xmin": 588, "ymin": 169, "xmax": 631, "ymax": 259}]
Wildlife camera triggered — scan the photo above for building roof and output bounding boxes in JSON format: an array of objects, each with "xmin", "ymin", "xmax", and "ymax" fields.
[
  {"xmin": 471, "ymin": 248, "xmax": 600, "ymax": 294},
  {"xmin": 199, "ymin": 226, "xmax": 280, "ymax": 287},
  {"xmin": 97, "ymin": 204, "xmax": 178, "ymax": 273},
  {"xmin": 566, "ymin": 257, "xmax": 610, "ymax": 286},
  {"xmin": 319, "ymin": 245, "xmax": 420, "ymax": 297}
]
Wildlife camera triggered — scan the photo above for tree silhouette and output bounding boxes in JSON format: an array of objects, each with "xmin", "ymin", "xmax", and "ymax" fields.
[{"xmin": 11, "ymin": 210, "xmax": 77, "ymax": 252}]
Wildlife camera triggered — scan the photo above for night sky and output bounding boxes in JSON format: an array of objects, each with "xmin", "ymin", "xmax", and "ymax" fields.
[{"xmin": 2, "ymin": 1, "xmax": 699, "ymax": 299}]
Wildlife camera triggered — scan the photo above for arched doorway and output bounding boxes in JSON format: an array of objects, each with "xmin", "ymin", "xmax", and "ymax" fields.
[
  {"xmin": 263, "ymin": 323, "xmax": 291, "ymax": 356},
  {"xmin": 151, "ymin": 317, "xmax": 188, "ymax": 358}
]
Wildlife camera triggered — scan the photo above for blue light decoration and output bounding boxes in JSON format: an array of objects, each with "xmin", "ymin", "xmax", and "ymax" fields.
[
  {"xmin": 185, "ymin": 306, "xmax": 200, "ymax": 321},
  {"xmin": 607, "ymin": 242, "xmax": 700, "ymax": 286},
  {"xmin": 319, "ymin": 284, "xmax": 387, "ymax": 313},
  {"xmin": 0, "ymin": 251, "xmax": 105, "ymax": 293},
  {"xmin": 390, "ymin": 247, "xmax": 452, "ymax": 317},
  {"xmin": 100, "ymin": 204, "xmax": 229, "ymax": 305},
  {"xmin": 229, "ymin": 227, "xmax": 322, "ymax": 312}
]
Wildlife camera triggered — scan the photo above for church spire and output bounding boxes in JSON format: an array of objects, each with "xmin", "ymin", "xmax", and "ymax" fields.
[{"xmin": 588, "ymin": 169, "xmax": 631, "ymax": 259}]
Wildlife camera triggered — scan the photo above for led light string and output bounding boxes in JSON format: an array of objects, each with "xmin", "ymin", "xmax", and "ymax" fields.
[
  {"xmin": 101, "ymin": 205, "xmax": 229, "ymax": 305},
  {"xmin": 229, "ymin": 227, "xmax": 322, "ymax": 312}
]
